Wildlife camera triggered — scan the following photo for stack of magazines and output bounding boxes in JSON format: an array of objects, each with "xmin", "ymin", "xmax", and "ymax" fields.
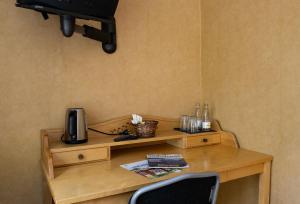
[
  {"xmin": 147, "ymin": 154, "xmax": 189, "ymax": 168},
  {"xmin": 120, "ymin": 154, "xmax": 188, "ymax": 179}
]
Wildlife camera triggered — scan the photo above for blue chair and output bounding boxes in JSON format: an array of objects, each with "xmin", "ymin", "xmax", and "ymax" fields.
[{"xmin": 129, "ymin": 173, "xmax": 220, "ymax": 204}]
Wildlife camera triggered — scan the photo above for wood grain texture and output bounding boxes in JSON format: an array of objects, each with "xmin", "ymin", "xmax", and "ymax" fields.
[
  {"xmin": 259, "ymin": 161, "xmax": 271, "ymax": 204},
  {"xmin": 46, "ymin": 144, "xmax": 272, "ymax": 204},
  {"xmin": 220, "ymin": 131, "xmax": 240, "ymax": 148},
  {"xmin": 46, "ymin": 116, "xmax": 226, "ymax": 154},
  {"xmin": 89, "ymin": 115, "xmax": 179, "ymax": 134},
  {"xmin": 41, "ymin": 115, "xmax": 238, "ymax": 179},
  {"xmin": 52, "ymin": 147, "xmax": 110, "ymax": 167},
  {"xmin": 48, "ymin": 130, "xmax": 185, "ymax": 153},
  {"xmin": 42, "ymin": 130, "xmax": 55, "ymax": 179},
  {"xmin": 75, "ymin": 165, "xmax": 269, "ymax": 204},
  {"xmin": 185, "ymin": 133, "xmax": 221, "ymax": 148},
  {"xmin": 77, "ymin": 193, "xmax": 131, "ymax": 204}
]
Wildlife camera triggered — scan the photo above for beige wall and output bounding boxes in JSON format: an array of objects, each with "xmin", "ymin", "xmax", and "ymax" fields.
[
  {"xmin": 0, "ymin": 0, "xmax": 201, "ymax": 203},
  {"xmin": 202, "ymin": 0, "xmax": 300, "ymax": 203}
]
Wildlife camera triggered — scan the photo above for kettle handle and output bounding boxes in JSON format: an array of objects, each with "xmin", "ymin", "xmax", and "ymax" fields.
[{"xmin": 69, "ymin": 110, "xmax": 77, "ymax": 138}]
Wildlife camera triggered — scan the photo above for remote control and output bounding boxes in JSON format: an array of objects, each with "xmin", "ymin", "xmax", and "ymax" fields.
[{"xmin": 114, "ymin": 135, "xmax": 139, "ymax": 142}]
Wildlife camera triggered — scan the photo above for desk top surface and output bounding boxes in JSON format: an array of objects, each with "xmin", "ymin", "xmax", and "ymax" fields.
[{"xmin": 47, "ymin": 144, "xmax": 272, "ymax": 204}]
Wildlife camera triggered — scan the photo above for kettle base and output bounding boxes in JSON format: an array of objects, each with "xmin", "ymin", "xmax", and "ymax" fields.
[{"xmin": 64, "ymin": 139, "xmax": 88, "ymax": 145}]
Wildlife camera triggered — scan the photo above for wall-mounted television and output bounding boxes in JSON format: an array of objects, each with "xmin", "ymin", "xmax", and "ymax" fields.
[{"xmin": 16, "ymin": 0, "xmax": 119, "ymax": 54}]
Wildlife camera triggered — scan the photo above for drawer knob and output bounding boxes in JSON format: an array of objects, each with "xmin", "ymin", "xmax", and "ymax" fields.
[
  {"xmin": 78, "ymin": 154, "xmax": 85, "ymax": 160},
  {"xmin": 202, "ymin": 138, "xmax": 208, "ymax": 143}
]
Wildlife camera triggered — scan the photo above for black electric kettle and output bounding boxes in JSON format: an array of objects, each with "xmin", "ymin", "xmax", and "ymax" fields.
[{"xmin": 63, "ymin": 108, "xmax": 88, "ymax": 144}]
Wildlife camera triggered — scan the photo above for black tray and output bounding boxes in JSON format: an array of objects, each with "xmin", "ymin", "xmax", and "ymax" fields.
[{"xmin": 174, "ymin": 128, "xmax": 216, "ymax": 134}]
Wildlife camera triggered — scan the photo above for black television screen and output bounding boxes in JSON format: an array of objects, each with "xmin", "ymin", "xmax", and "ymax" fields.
[
  {"xmin": 16, "ymin": 0, "xmax": 119, "ymax": 53},
  {"xmin": 16, "ymin": 0, "xmax": 119, "ymax": 19}
]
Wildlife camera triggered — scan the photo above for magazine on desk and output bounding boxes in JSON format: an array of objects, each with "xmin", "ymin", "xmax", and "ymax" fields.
[
  {"xmin": 120, "ymin": 154, "xmax": 189, "ymax": 179},
  {"xmin": 147, "ymin": 154, "xmax": 189, "ymax": 169},
  {"xmin": 120, "ymin": 160, "xmax": 183, "ymax": 179}
]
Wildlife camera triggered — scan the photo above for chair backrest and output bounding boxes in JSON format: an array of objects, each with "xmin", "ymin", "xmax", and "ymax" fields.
[{"xmin": 129, "ymin": 173, "xmax": 220, "ymax": 204}]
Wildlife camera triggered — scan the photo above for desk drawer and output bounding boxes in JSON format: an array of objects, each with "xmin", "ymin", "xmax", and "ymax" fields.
[
  {"xmin": 185, "ymin": 134, "xmax": 221, "ymax": 148},
  {"xmin": 53, "ymin": 147, "xmax": 109, "ymax": 167}
]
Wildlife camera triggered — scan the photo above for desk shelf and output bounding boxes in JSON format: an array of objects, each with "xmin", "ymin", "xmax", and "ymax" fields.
[{"xmin": 41, "ymin": 115, "xmax": 239, "ymax": 179}]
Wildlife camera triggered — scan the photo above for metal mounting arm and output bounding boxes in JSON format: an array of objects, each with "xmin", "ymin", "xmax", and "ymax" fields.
[{"xmin": 75, "ymin": 19, "xmax": 117, "ymax": 54}]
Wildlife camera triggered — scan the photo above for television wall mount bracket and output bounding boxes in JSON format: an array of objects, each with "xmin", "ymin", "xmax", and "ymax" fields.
[{"xmin": 16, "ymin": 3, "xmax": 117, "ymax": 54}]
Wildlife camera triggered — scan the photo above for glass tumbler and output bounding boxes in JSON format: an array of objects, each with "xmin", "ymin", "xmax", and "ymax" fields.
[
  {"xmin": 189, "ymin": 116, "xmax": 198, "ymax": 133},
  {"xmin": 196, "ymin": 118, "xmax": 202, "ymax": 131},
  {"xmin": 180, "ymin": 115, "xmax": 189, "ymax": 132}
]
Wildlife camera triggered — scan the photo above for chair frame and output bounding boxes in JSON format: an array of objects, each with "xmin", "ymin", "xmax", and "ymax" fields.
[{"xmin": 129, "ymin": 172, "xmax": 220, "ymax": 204}]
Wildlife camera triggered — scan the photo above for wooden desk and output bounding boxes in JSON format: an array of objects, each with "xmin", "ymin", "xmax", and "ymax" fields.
[{"xmin": 42, "ymin": 116, "xmax": 272, "ymax": 204}]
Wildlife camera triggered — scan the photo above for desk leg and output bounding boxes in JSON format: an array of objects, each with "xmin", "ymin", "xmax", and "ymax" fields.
[
  {"xmin": 258, "ymin": 161, "xmax": 271, "ymax": 204},
  {"xmin": 43, "ymin": 177, "xmax": 54, "ymax": 204}
]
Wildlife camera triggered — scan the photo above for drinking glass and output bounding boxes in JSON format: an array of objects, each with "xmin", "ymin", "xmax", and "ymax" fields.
[
  {"xmin": 180, "ymin": 115, "xmax": 189, "ymax": 132},
  {"xmin": 196, "ymin": 118, "xmax": 202, "ymax": 131},
  {"xmin": 189, "ymin": 116, "xmax": 198, "ymax": 133}
]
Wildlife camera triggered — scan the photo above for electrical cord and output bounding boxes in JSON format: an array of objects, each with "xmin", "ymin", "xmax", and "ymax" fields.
[
  {"xmin": 88, "ymin": 128, "xmax": 130, "ymax": 136},
  {"xmin": 60, "ymin": 128, "xmax": 130, "ymax": 143}
]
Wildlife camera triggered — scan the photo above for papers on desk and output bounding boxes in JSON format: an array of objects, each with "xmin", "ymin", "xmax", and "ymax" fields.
[{"xmin": 121, "ymin": 160, "xmax": 183, "ymax": 179}]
